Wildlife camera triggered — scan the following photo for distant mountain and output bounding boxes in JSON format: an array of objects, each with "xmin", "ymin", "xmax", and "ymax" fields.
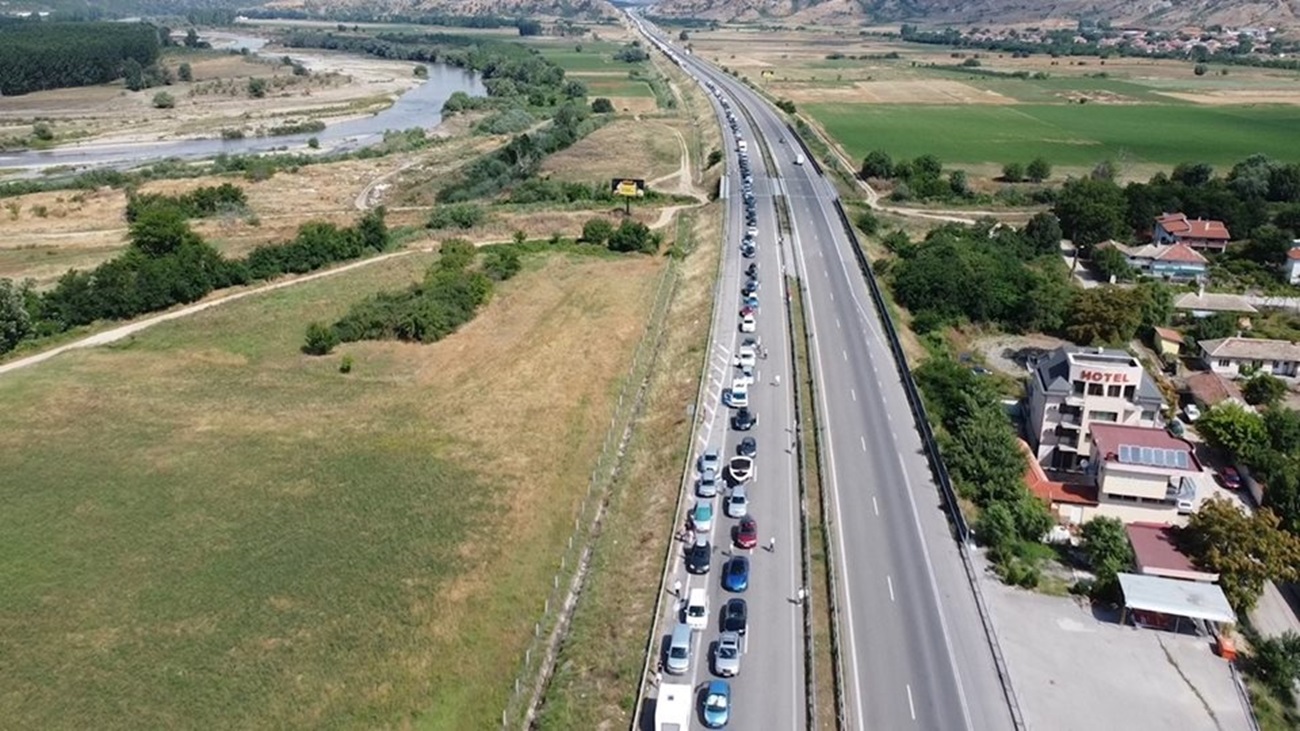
[
  {"xmin": 263, "ymin": 0, "xmax": 619, "ymax": 20},
  {"xmin": 648, "ymin": 0, "xmax": 1300, "ymax": 30}
]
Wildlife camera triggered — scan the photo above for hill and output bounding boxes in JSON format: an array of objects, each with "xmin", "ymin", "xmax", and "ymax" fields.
[
  {"xmin": 648, "ymin": 0, "xmax": 1300, "ymax": 30},
  {"xmin": 263, "ymin": 0, "xmax": 620, "ymax": 20}
]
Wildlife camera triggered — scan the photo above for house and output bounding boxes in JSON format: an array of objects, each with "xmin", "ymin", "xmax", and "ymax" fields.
[
  {"xmin": 1025, "ymin": 346, "xmax": 1166, "ymax": 471},
  {"xmin": 1173, "ymin": 290, "xmax": 1258, "ymax": 319},
  {"xmin": 1183, "ymin": 371, "xmax": 1244, "ymax": 407},
  {"xmin": 1019, "ymin": 439, "xmax": 1097, "ymax": 525},
  {"xmin": 1126, "ymin": 521, "xmax": 1219, "ymax": 582},
  {"xmin": 1086, "ymin": 424, "xmax": 1203, "ymax": 524},
  {"xmin": 1153, "ymin": 212, "xmax": 1231, "ymax": 251},
  {"xmin": 1199, "ymin": 337, "xmax": 1300, "ymax": 378},
  {"xmin": 1153, "ymin": 327, "xmax": 1184, "ymax": 360},
  {"xmin": 1285, "ymin": 242, "xmax": 1300, "ymax": 284},
  {"xmin": 1102, "ymin": 240, "xmax": 1208, "ymax": 282}
]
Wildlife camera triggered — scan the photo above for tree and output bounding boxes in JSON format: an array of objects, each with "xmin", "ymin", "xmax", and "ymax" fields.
[
  {"xmin": 516, "ymin": 19, "xmax": 543, "ymax": 36},
  {"xmin": 1001, "ymin": 162, "xmax": 1025, "ymax": 183},
  {"xmin": 1196, "ymin": 401, "xmax": 1267, "ymax": 459},
  {"xmin": 582, "ymin": 217, "xmax": 615, "ymax": 246},
  {"xmin": 483, "ymin": 248, "xmax": 521, "ymax": 281},
  {"xmin": 152, "ymin": 91, "xmax": 175, "ymax": 109},
  {"xmin": 1065, "ymin": 286, "xmax": 1143, "ymax": 345},
  {"xmin": 1249, "ymin": 633, "xmax": 1300, "ymax": 697},
  {"xmin": 1178, "ymin": 497, "xmax": 1300, "ymax": 611},
  {"xmin": 184, "ymin": 28, "xmax": 202, "ymax": 48},
  {"xmin": 1190, "ymin": 312, "xmax": 1238, "ymax": 344},
  {"xmin": 302, "ymin": 322, "xmax": 339, "ymax": 355},
  {"xmin": 128, "ymin": 205, "xmax": 201, "ymax": 258},
  {"xmin": 0, "ymin": 278, "xmax": 32, "ymax": 354},
  {"xmin": 1081, "ymin": 516, "xmax": 1134, "ymax": 596},
  {"xmin": 706, "ymin": 149, "xmax": 723, "ymax": 168},
  {"xmin": 949, "ymin": 169, "xmax": 971, "ymax": 197},
  {"xmin": 1242, "ymin": 224, "xmax": 1292, "ymax": 265},
  {"xmin": 1091, "ymin": 159, "xmax": 1119, "ymax": 181},
  {"xmin": 32, "ymin": 122, "xmax": 54, "ymax": 141},
  {"xmin": 1026, "ymin": 157, "xmax": 1052, "ymax": 183},
  {"xmin": 247, "ymin": 77, "xmax": 268, "ymax": 98},
  {"xmin": 1194, "ymin": 63, "xmax": 1208, "ymax": 76},
  {"xmin": 1053, "ymin": 176, "xmax": 1127, "ymax": 249},
  {"xmin": 1023, "ymin": 212, "xmax": 1063, "ymax": 255},
  {"xmin": 590, "ymin": 97, "xmax": 614, "ymax": 113},
  {"xmin": 177, "ymin": 62, "xmax": 192, "ymax": 82},
  {"xmin": 1244, "ymin": 373, "xmax": 1289, "ymax": 407},
  {"xmin": 608, "ymin": 219, "xmax": 659, "ymax": 253},
  {"xmin": 678, "ymin": 30, "xmax": 690, "ymax": 41},
  {"xmin": 123, "ymin": 57, "xmax": 146, "ymax": 91},
  {"xmin": 1091, "ymin": 245, "xmax": 1132, "ymax": 282},
  {"xmin": 855, "ymin": 210, "xmax": 880, "ymax": 236},
  {"xmin": 1171, "ymin": 162, "xmax": 1214, "ymax": 187},
  {"xmin": 860, "ymin": 149, "xmax": 893, "ymax": 179}
]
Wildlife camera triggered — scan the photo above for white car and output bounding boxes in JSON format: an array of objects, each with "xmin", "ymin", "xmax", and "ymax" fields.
[
  {"xmin": 729, "ymin": 380, "xmax": 749, "ymax": 408},
  {"xmin": 733, "ymin": 346, "xmax": 757, "ymax": 369},
  {"xmin": 727, "ymin": 456, "xmax": 755, "ymax": 483},
  {"xmin": 1184, "ymin": 404, "xmax": 1202, "ymax": 422},
  {"xmin": 740, "ymin": 314, "xmax": 756, "ymax": 333},
  {"xmin": 726, "ymin": 485, "xmax": 749, "ymax": 518},
  {"xmin": 746, "ymin": 226, "xmax": 758, "ymax": 238},
  {"xmin": 685, "ymin": 588, "xmax": 709, "ymax": 631},
  {"xmin": 735, "ymin": 365, "xmax": 756, "ymax": 386}
]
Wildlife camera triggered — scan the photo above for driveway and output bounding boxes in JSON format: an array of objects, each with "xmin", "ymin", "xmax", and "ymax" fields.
[{"xmin": 1059, "ymin": 240, "xmax": 1102, "ymax": 289}]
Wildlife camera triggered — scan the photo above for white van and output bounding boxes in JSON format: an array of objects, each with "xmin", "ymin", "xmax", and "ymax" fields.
[
  {"xmin": 794, "ymin": 153, "xmax": 806, "ymax": 166},
  {"xmin": 729, "ymin": 380, "xmax": 749, "ymax": 407},
  {"xmin": 685, "ymin": 588, "xmax": 709, "ymax": 630},
  {"xmin": 737, "ymin": 139, "xmax": 748, "ymax": 153}
]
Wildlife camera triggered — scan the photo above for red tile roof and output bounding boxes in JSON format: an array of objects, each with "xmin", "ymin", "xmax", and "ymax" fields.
[
  {"xmin": 1152, "ymin": 242, "xmax": 1209, "ymax": 264},
  {"xmin": 1019, "ymin": 440, "xmax": 1098, "ymax": 506},
  {"xmin": 1154, "ymin": 326, "xmax": 1184, "ymax": 345},
  {"xmin": 1184, "ymin": 371, "xmax": 1243, "ymax": 406},
  {"xmin": 1090, "ymin": 424, "xmax": 1200, "ymax": 471},
  {"xmin": 1287, "ymin": 247, "xmax": 1300, "ymax": 261},
  {"xmin": 1126, "ymin": 522, "xmax": 1214, "ymax": 579},
  {"xmin": 1155, "ymin": 212, "xmax": 1230, "ymax": 241}
]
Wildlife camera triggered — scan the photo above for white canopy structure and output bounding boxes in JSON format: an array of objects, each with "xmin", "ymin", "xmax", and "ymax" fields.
[{"xmin": 1118, "ymin": 572, "xmax": 1235, "ymax": 632}]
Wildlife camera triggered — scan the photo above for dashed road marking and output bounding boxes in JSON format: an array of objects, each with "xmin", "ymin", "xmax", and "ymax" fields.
[
  {"xmin": 872, "ymin": 495, "xmax": 879, "ymax": 516},
  {"xmin": 887, "ymin": 575, "xmax": 896, "ymax": 602}
]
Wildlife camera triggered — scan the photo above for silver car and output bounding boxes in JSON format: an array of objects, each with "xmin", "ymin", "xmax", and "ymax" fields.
[
  {"xmin": 697, "ymin": 467, "xmax": 719, "ymax": 498},
  {"xmin": 726, "ymin": 485, "xmax": 749, "ymax": 518},
  {"xmin": 714, "ymin": 632, "xmax": 742, "ymax": 677}
]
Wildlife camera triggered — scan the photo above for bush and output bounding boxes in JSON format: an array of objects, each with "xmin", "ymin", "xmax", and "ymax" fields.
[
  {"xmin": 582, "ymin": 217, "xmax": 615, "ymax": 246},
  {"xmin": 607, "ymin": 219, "xmax": 660, "ymax": 253},
  {"xmin": 152, "ymin": 91, "xmax": 175, "ymax": 109},
  {"xmin": 427, "ymin": 203, "xmax": 486, "ymax": 230},
  {"xmin": 339, "ymin": 354, "xmax": 354, "ymax": 373},
  {"xmin": 855, "ymin": 209, "xmax": 880, "ymax": 236},
  {"xmin": 1002, "ymin": 161, "xmax": 1025, "ymax": 182},
  {"xmin": 483, "ymin": 248, "xmax": 522, "ymax": 280},
  {"xmin": 32, "ymin": 122, "xmax": 54, "ymax": 141},
  {"xmin": 706, "ymin": 149, "xmax": 723, "ymax": 168},
  {"xmin": 591, "ymin": 97, "xmax": 615, "ymax": 113},
  {"xmin": 476, "ymin": 107, "xmax": 535, "ymax": 135},
  {"xmin": 178, "ymin": 62, "xmax": 193, "ymax": 82},
  {"xmin": 307, "ymin": 137, "xmax": 319, "ymax": 149},
  {"xmin": 302, "ymin": 321, "xmax": 339, "ymax": 355},
  {"xmin": 247, "ymin": 77, "xmax": 268, "ymax": 98}
]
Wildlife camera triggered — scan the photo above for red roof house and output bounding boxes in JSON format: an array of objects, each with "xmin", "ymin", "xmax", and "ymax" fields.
[
  {"xmin": 1126, "ymin": 521, "xmax": 1218, "ymax": 582},
  {"xmin": 1154, "ymin": 212, "xmax": 1231, "ymax": 252}
]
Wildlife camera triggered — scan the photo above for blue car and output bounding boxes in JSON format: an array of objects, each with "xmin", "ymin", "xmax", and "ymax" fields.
[
  {"xmin": 702, "ymin": 680, "xmax": 731, "ymax": 728},
  {"xmin": 723, "ymin": 556, "xmax": 749, "ymax": 592},
  {"xmin": 742, "ymin": 295, "xmax": 759, "ymax": 309}
]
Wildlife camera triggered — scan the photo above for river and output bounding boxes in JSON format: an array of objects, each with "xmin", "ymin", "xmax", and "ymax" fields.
[{"xmin": 0, "ymin": 47, "xmax": 484, "ymax": 173}]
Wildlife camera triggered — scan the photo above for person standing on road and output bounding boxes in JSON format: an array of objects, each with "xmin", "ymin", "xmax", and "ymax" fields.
[
  {"xmin": 768, "ymin": 536, "xmax": 776, "ymax": 553},
  {"xmin": 673, "ymin": 579, "xmax": 682, "ymax": 597}
]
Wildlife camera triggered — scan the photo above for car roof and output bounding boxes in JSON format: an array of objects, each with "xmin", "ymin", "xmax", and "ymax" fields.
[{"xmin": 688, "ymin": 587, "xmax": 707, "ymax": 602}]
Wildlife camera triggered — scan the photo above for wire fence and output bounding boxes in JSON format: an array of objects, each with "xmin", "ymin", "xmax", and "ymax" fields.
[{"xmin": 501, "ymin": 257, "xmax": 681, "ymax": 730}]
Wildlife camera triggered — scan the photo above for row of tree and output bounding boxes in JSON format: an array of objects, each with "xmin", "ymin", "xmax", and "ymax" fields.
[
  {"xmin": 859, "ymin": 151, "xmax": 1053, "ymax": 203},
  {"xmin": 0, "ymin": 21, "xmax": 163, "ymax": 95},
  {"xmin": 124, "ymin": 183, "xmax": 247, "ymax": 223},
  {"xmin": 305, "ymin": 239, "xmax": 517, "ymax": 354},
  {"xmin": 0, "ymin": 206, "xmax": 390, "ymax": 355}
]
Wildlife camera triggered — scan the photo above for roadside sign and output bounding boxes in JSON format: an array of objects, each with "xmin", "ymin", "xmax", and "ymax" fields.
[{"xmin": 611, "ymin": 178, "xmax": 647, "ymax": 198}]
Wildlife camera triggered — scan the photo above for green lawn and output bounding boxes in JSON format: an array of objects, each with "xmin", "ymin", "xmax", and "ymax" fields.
[
  {"xmin": 578, "ymin": 76, "xmax": 655, "ymax": 98},
  {"xmin": 806, "ymin": 101, "xmax": 1300, "ymax": 167},
  {"xmin": 0, "ymin": 249, "xmax": 663, "ymax": 730},
  {"xmin": 535, "ymin": 42, "xmax": 629, "ymax": 72}
]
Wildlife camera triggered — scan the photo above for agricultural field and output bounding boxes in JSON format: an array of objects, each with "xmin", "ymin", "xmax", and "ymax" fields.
[
  {"xmin": 685, "ymin": 25, "xmax": 1300, "ymax": 178},
  {"xmin": 531, "ymin": 38, "xmax": 662, "ymax": 113},
  {"xmin": 0, "ymin": 244, "xmax": 666, "ymax": 729}
]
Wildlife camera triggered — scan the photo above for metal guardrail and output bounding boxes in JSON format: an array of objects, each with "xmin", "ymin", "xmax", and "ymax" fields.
[
  {"xmin": 1230, "ymin": 662, "xmax": 1264, "ymax": 731},
  {"xmin": 824, "ymin": 196, "xmax": 1028, "ymax": 730}
]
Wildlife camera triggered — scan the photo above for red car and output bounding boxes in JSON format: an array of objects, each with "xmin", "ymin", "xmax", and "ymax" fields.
[
  {"xmin": 734, "ymin": 516, "xmax": 758, "ymax": 549},
  {"xmin": 1220, "ymin": 466, "xmax": 1243, "ymax": 490},
  {"xmin": 740, "ymin": 305, "xmax": 755, "ymax": 318}
]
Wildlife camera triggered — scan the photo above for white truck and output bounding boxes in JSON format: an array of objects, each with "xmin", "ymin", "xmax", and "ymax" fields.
[
  {"xmin": 794, "ymin": 153, "xmax": 806, "ymax": 165},
  {"xmin": 737, "ymin": 139, "xmax": 748, "ymax": 153},
  {"xmin": 655, "ymin": 683, "xmax": 693, "ymax": 731}
]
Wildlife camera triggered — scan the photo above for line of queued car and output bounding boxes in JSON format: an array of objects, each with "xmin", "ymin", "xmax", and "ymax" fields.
[{"xmin": 662, "ymin": 78, "xmax": 773, "ymax": 728}]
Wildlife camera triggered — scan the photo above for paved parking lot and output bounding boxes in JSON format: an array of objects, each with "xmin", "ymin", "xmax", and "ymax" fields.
[{"xmin": 979, "ymin": 567, "xmax": 1254, "ymax": 731}]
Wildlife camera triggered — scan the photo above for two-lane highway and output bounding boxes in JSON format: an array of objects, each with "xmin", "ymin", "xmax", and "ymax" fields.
[
  {"xmin": 636, "ymin": 13, "xmax": 1020, "ymax": 731},
  {"xmin": 642, "ymin": 54, "xmax": 806, "ymax": 730}
]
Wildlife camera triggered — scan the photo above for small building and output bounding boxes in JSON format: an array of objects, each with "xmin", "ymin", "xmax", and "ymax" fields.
[
  {"xmin": 1118, "ymin": 572, "xmax": 1235, "ymax": 634},
  {"xmin": 1183, "ymin": 370, "xmax": 1244, "ymax": 407},
  {"xmin": 1173, "ymin": 291, "xmax": 1258, "ymax": 319},
  {"xmin": 1086, "ymin": 424, "xmax": 1202, "ymax": 521},
  {"xmin": 1026, "ymin": 346, "xmax": 1165, "ymax": 471},
  {"xmin": 1103, "ymin": 240, "xmax": 1208, "ymax": 282},
  {"xmin": 1285, "ymin": 242, "xmax": 1300, "ymax": 285},
  {"xmin": 1153, "ymin": 327, "xmax": 1184, "ymax": 359},
  {"xmin": 1153, "ymin": 212, "xmax": 1231, "ymax": 251},
  {"xmin": 1019, "ymin": 439, "xmax": 1097, "ymax": 525},
  {"xmin": 1126, "ymin": 521, "xmax": 1219, "ymax": 582},
  {"xmin": 1199, "ymin": 337, "xmax": 1300, "ymax": 378}
]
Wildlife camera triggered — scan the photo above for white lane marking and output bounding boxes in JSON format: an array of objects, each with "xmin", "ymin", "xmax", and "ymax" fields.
[
  {"xmin": 872, "ymin": 495, "xmax": 879, "ymax": 516},
  {"xmin": 850, "ymin": 388, "xmax": 857, "ymax": 402},
  {"xmin": 828, "ymin": 289, "xmax": 834, "ymax": 301},
  {"xmin": 842, "ymin": 349, "xmax": 848, "ymax": 361},
  {"xmin": 907, "ymin": 684, "xmax": 916, "ymax": 721},
  {"xmin": 860, "ymin": 436, "xmax": 867, "ymax": 452},
  {"xmin": 887, "ymin": 575, "xmax": 896, "ymax": 602},
  {"xmin": 836, "ymin": 317, "xmax": 841, "ymax": 329}
]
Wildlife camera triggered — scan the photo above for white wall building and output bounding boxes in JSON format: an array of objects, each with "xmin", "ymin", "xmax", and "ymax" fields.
[
  {"xmin": 1199, "ymin": 337, "xmax": 1300, "ymax": 378},
  {"xmin": 1026, "ymin": 347, "xmax": 1166, "ymax": 470}
]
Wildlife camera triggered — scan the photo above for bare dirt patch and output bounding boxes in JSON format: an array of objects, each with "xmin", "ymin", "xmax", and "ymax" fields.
[
  {"xmin": 1157, "ymin": 89, "xmax": 1300, "ymax": 106},
  {"xmin": 789, "ymin": 79, "xmax": 1017, "ymax": 105},
  {"xmin": 974, "ymin": 332, "xmax": 1069, "ymax": 376}
]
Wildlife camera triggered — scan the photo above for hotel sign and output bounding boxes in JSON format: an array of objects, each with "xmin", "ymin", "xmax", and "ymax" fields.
[{"xmin": 1079, "ymin": 370, "xmax": 1132, "ymax": 384}]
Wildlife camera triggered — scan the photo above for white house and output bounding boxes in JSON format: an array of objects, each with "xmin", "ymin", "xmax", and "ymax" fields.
[{"xmin": 1199, "ymin": 337, "xmax": 1300, "ymax": 378}]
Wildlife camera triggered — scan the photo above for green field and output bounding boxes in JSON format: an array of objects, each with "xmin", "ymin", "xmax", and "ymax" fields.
[
  {"xmin": 0, "ymin": 249, "xmax": 662, "ymax": 729},
  {"xmin": 806, "ymin": 101, "xmax": 1300, "ymax": 168}
]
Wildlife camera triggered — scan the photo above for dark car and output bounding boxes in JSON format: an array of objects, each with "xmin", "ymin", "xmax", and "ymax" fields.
[
  {"xmin": 742, "ymin": 279, "xmax": 759, "ymax": 296},
  {"xmin": 731, "ymin": 408, "xmax": 756, "ymax": 431},
  {"xmin": 722, "ymin": 598, "xmax": 748, "ymax": 635},
  {"xmin": 734, "ymin": 516, "xmax": 758, "ymax": 549},
  {"xmin": 1220, "ymin": 466, "xmax": 1243, "ymax": 490},
  {"xmin": 686, "ymin": 538, "xmax": 712, "ymax": 574},
  {"xmin": 745, "ymin": 262, "xmax": 759, "ymax": 276},
  {"xmin": 723, "ymin": 556, "xmax": 750, "ymax": 592},
  {"xmin": 737, "ymin": 437, "xmax": 757, "ymax": 457},
  {"xmin": 741, "ymin": 246, "xmax": 757, "ymax": 260}
]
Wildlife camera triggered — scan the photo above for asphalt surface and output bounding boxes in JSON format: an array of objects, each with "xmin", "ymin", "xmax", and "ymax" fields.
[
  {"xmin": 638, "ymin": 26, "xmax": 805, "ymax": 731},
  {"xmin": 636, "ymin": 14, "xmax": 1020, "ymax": 731}
]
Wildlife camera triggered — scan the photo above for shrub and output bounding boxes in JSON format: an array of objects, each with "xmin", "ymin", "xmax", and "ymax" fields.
[
  {"xmin": 302, "ymin": 322, "xmax": 339, "ymax": 355},
  {"xmin": 247, "ymin": 77, "xmax": 268, "ymax": 98},
  {"xmin": 427, "ymin": 203, "xmax": 486, "ymax": 230},
  {"xmin": 32, "ymin": 122, "xmax": 54, "ymax": 141},
  {"xmin": 339, "ymin": 354, "xmax": 353, "ymax": 373},
  {"xmin": 706, "ymin": 149, "xmax": 723, "ymax": 168},
  {"xmin": 307, "ymin": 137, "xmax": 319, "ymax": 149},
  {"xmin": 854, "ymin": 209, "xmax": 880, "ymax": 236},
  {"xmin": 582, "ymin": 217, "xmax": 615, "ymax": 246},
  {"xmin": 591, "ymin": 97, "xmax": 615, "ymax": 113},
  {"xmin": 152, "ymin": 91, "xmax": 175, "ymax": 109},
  {"xmin": 1002, "ymin": 161, "xmax": 1025, "ymax": 182},
  {"xmin": 178, "ymin": 62, "xmax": 192, "ymax": 82},
  {"xmin": 483, "ymin": 248, "xmax": 522, "ymax": 281}
]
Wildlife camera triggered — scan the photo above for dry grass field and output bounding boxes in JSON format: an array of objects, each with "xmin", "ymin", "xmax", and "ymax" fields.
[
  {"xmin": 541, "ymin": 118, "xmax": 686, "ymax": 184},
  {"xmin": 0, "ymin": 244, "xmax": 666, "ymax": 729}
]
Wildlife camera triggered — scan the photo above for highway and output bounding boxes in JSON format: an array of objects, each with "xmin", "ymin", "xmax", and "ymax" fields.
[
  {"xmin": 635, "ymin": 13, "xmax": 1020, "ymax": 731},
  {"xmin": 640, "ymin": 30, "xmax": 805, "ymax": 731}
]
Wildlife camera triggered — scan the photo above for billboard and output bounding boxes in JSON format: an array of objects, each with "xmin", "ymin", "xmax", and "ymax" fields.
[{"xmin": 611, "ymin": 178, "xmax": 647, "ymax": 198}]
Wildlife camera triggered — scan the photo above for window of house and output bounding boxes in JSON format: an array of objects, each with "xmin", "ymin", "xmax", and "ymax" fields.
[
  {"xmin": 1088, "ymin": 410, "xmax": 1119, "ymax": 423},
  {"xmin": 1072, "ymin": 380, "xmax": 1085, "ymax": 395},
  {"xmin": 1107, "ymin": 385, "xmax": 1121, "ymax": 398},
  {"xmin": 1141, "ymin": 410, "xmax": 1157, "ymax": 422},
  {"xmin": 1087, "ymin": 383, "xmax": 1104, "ymax": 396},
  {"xmin": 1123, "ymin": 385, "xmax": 1136, "ymax": 399},
  {"xmin": 1218, "ymin": 360, "xmax": 1230, "ymax": 368}
]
